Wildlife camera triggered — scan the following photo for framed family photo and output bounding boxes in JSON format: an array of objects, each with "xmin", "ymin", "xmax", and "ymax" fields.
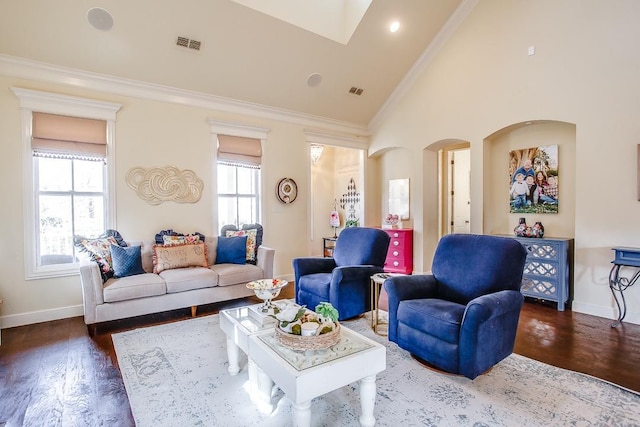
[{"xmin": 509, "ymin": 145, "xmax": 558, "ymax": 214}]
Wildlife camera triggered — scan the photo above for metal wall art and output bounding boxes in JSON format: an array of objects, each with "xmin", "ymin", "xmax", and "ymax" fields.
[{"xmin": 126, "ymin": 166, "xmax": 204, "ymax": 205}]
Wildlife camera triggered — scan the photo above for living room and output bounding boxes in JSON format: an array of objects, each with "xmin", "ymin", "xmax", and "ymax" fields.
[{"xmin": 1, "ymin": 0, "xmax": 640, "ymax": 424}]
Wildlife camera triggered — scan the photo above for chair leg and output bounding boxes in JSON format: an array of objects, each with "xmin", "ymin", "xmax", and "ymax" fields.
[{"xmin": 191, "ymin": 306, "xmax": 197, "ymax": 317}]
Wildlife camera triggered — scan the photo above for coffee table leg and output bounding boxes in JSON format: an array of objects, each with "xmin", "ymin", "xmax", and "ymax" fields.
[
  {"xmin": 292, "ymin": 400, "xmax": 311, "ymax": 427},
  {"xmin": 226, "ymin": 336, "xmax": 240, "ymax": 375},
  {"xmin": 249, "ymin": 360, "xmax": 274, "ymax": 411},
  {"xmin": 359, "ymin": 375, "xmax": 377, "ymax": 426}
]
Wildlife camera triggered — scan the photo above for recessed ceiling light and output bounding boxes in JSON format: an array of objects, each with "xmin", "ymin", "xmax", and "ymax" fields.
[{"xmin": 390, "ymin": 21, "xmax": 400, "ymax": 33}]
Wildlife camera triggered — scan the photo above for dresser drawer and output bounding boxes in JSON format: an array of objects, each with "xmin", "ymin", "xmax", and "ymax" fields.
[{"xmin": 380, "ymin": 228, "xmax": 413, "ymax": 274}]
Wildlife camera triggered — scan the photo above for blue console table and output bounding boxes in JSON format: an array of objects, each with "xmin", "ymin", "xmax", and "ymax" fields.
[{"xmin": 609, "ymin": 247, "xmax": 640, "ymax": 327}]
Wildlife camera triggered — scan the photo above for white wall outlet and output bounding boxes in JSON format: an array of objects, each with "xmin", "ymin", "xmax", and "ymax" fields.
[{"xmin": 528, "ymin": 46, "xmax": 535, "ymax": 56}]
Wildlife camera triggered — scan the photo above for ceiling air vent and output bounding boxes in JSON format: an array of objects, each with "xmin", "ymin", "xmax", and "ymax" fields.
[
  {"xmin": 349, "ymin": 87, "xmax": 364, "ymax": 96},
  {"xmin": 176, "ymin": 36, "xmax": 201, "ymax": 51}
]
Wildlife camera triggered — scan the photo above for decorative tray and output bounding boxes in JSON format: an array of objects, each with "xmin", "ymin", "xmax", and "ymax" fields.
[{"xmin": 275, "ymin": 321, "xmax": 340, "ymax": 351}]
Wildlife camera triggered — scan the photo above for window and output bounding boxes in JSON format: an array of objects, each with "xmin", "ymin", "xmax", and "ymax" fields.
[
  {"xmin": 36, "ymin": 156, "xmax": 106, "ymax": 266},
  {"xmin": 216, "ymin": 134, "xmax": 262, "ymax": 231},
  {"xmin": 217, "ymin": 163, "xmax": 260, "ymax": 231},
  {"xmin": 12, "ymin": 88, "xmax": 121, "ymax": 279},
  {"xmin": 208, "ymin": 122, "xmax": 269, "ymax": 233}
]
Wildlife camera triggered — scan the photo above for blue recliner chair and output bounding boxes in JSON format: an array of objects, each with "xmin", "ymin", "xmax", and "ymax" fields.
[
  {"xmin": 384, "ymin": 234, "xmax": 527, "ymax": 379},
  {"xmin": 293, "ymin": 227, "xmax": 390, "ymax": 320}
]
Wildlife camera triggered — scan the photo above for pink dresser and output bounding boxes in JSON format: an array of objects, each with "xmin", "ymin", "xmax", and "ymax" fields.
[{"xmin": 380, "ymin": 228, "xmax": 413, "ymax": 275}]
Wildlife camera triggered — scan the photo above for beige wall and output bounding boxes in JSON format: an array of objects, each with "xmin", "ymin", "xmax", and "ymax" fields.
[
  {"xmin": 0, "ymin": 76, "xmax": 347, "ymax": 326},
  {"xmin": 370, "ymin": 0, "xmax": 640, "ymax": 324}
]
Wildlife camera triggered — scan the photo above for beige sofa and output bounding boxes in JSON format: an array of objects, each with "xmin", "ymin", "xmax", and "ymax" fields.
[{"xmin": 79, "ymin": 236, "xmax": 274, "ymax": 329}]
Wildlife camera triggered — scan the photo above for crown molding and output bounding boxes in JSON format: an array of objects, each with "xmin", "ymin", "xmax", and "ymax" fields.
[
  {"xmin": 0, "ymin": 54, "xmax": 369, "ymax": 136},
  {"xmin": 304, "ymin": 128, "xmax": 368, "ymax": 150},
  {"xmin": 369, "ymin": 0, "xmax": 479, "ymax": 131}
]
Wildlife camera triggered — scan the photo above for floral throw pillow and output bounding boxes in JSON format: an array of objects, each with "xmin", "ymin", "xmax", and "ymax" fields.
[
  {"xmin": 74, "ymin": 229, "xmax": 127, "ymax": 282},
  {"xmin": 155, "ymin": 229, "xmax": 205, "ymax": 245},
  {"xmin": 162, "ymin": 234, "xmax": 201, "ymax": 246},
  {"xmin": 225, "ymin": 229, "xmax": 257, "ymax": 263},
  {"xmin": 220, "ymin": 224, "xmax": 263, "ymax": 265}
]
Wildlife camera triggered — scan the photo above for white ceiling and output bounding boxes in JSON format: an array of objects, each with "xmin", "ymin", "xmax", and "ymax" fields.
[{"xmin": 0, "ymin": 0, "xmax": 464, "ymax": 126}]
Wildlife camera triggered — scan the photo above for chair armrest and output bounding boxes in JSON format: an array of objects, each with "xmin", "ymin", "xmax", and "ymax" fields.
[
  {"xmin": 293, "ymin": 257, "xmax": 337, "ymax": 284},
  {"xmin": 384, "ymin": 274, "xmax": 439, "ymax": 342},
  {"xmin": 384, "ymin": 275, "xmax": 438, "ymax": 306},
  {"xmin": 459, "ymin": 289, "xmax": 525, "ymax": 377},
  {"xmin": 463, "ymin": 290, "xmax": 524, "ymax": 324},
  {"xmin": 256, "ymin": 245, "xmax": 275, "ymax": 279},
  {"xmin": 331, "ymin": 265, "xmax": 383, "ymax": 282},
  {"xmin": 79, "ymin": 261, "xmax": 104, "ymax": 325}
]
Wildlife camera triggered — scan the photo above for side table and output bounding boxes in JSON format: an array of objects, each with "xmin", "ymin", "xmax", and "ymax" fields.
[
  {"xmin": 609, "ymin": 247, "xmax": 640, "ymax": 327},
  {"xmin": 323, "ymin": 237, "xmax": 337, "ymax": 257},
  {"xmin": 370, "ymin": 273, "xmax": 403, "ymax": 335}
]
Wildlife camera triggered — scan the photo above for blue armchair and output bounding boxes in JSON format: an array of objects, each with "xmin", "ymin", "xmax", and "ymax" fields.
[
  {"xmin": 293, "ymin": 227, "xmax": 390, "ymax": 320},
  {"xmin": 384, "ymin": 234, "xmax": 527, "ymax": 379}
]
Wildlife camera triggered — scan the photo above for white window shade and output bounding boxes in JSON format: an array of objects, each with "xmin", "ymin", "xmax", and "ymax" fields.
[
  {"xmin": 217, "ymin": 134, "xmax": 262, "ymax": 168},
  {"xmin": 32, "ymin": 112, "xmax": 107, "ymax": 159}
]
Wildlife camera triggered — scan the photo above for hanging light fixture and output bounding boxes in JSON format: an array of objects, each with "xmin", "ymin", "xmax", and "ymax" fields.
[{"xmin": 310, "ymin": 144, "xmax": 324, "ymax": 164}]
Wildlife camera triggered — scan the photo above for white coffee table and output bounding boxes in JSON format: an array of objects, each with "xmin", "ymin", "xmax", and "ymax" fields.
[
  {"xmin": 219, "ymin": 303, "xmax": 278, "ymax": 375},
  {"xmin": 248, "ymin": 325, "xmax": 386, "ymax": 426}
]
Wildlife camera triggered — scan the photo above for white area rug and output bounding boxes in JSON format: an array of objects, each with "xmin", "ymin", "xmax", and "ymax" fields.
[{"xmin": 112, "ymin": 314, "xmax": 640, "ymax": 427}]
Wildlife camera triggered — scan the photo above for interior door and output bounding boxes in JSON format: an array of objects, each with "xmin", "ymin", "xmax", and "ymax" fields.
[{"xmin": 450, "ymin": 149, "xmax": 471, "ymax": 234}]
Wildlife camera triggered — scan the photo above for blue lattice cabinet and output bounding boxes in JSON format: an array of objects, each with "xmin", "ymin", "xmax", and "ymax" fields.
[{"xmin": 513, "ymin": 237, "xmax": 573, "ymax": 311}]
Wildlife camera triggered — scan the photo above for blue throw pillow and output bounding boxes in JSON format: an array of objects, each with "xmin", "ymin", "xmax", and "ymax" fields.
[
  {"xmin": 216, "ymin": 236, "xmax": 247, "ymax": 264},
  {"xmin": 111, "ymin": 244, "xmax": 145, "ymax": 278}
]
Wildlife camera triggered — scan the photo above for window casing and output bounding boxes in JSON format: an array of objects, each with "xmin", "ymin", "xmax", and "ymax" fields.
[{"xmin": 12, "ymin": 87, "xmax": 121, "ymax": 279}]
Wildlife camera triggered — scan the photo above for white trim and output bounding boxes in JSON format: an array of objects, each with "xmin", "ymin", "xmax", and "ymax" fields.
[
  {"xmin": 0, "ymin": 304, "xmax": 84, "ymax": 329},
  {"xmin": 572, "ymin": 300, "xmax": 640, "ymax": 326},
  {"xmin": 0, "ymin": 54, "xmax": 368, "ymax": 136},
  {"xmin": 11, "ymin": 87, "xmax": 122, "ymax": 280},
  {"xmin": 369, "ymin": 0, "xmax": 479, "ymax": 130},
  {"xmin": 208, "ymin": 119, "xmax": 270, "ymax": 140},
  {"xmin": 304, "ymin": 129, "xmax": 369, "ymax": 150}
]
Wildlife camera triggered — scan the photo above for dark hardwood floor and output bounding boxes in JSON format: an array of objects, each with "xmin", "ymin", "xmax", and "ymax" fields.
[{"xmin": 1, "ymin": 289, "xmax": 639, "ymax": 426}]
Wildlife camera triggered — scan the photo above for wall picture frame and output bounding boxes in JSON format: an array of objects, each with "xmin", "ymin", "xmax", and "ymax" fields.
[
  {"xmin": 509, "ymin": 145, "xmax": 558, "ymax": 214},
  {"xmin": 389, "ymin": 178, "xmax": 410, "ymax": 220}
]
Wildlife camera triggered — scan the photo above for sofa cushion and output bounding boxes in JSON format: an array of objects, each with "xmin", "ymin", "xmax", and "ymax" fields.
[
  {"xmin": 225, "ymin": 229, "xmax": 257, "ymax": 263},
  {"xmin": 162, "ymin": 234, "xmax": 201, "ymax": 246},
  {"xmin": 74, "ymin": 229, "xmax": 128, "ymax": 282},
  {"xmin": 211, "ymin": 263, "xmax": 263, "ymax": 286},
  {"xmin": 153, "ymin": 242, "xmax": 209, "ymax": 273},
  {"xmin": 216, "ymin": 236, "xmax": 247, "ymax": 264},
  {"xmin": 160, "ymin": 267, "xmax": 218, "ymax": 293},
  {"xmin": 103, "ymin": 273, "xmax": 167, "ymax": 302},
  {"xmin": 111, "ymin": 244, "xmax": 145, "ymax": 278},
  {"xmin": 221, "ymin": 224, "xmax": 263, "ymax": 265},
  {"xmin": 154, "ymin": 229, "xmax": 205, "ymax": 245}
]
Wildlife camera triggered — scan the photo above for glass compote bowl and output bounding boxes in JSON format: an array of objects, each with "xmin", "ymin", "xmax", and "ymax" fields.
[{"xmin": 246, "ymin": 279, "xmax": 289, "ymax": 314}]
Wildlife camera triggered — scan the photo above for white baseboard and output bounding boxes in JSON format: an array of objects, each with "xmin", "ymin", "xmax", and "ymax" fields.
[
  {"xmin": 571, "ymin": 300, "xmax": 640, "ymax": 326},
  {"xmin": 0, "ymin": 305, "xmax": 84, "ymax": 329}
]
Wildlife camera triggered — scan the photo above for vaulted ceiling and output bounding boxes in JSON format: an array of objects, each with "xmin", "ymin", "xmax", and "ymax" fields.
[{"xmin": 0, "ymin": 0, "xmax": 465, "ymax": 126}]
